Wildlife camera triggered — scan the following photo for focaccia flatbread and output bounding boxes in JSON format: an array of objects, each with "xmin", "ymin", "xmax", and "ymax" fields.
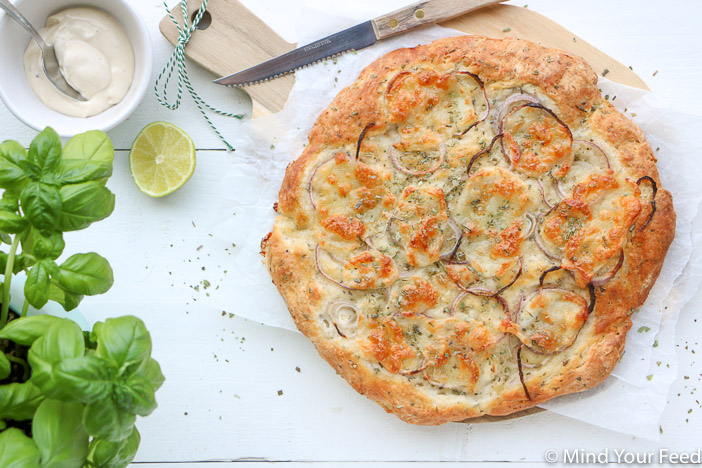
[{"xmin": 263, "ymin": 36, "xmax": 675, "ymax": 424}]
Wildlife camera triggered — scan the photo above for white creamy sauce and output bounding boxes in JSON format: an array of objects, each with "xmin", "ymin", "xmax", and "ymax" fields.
[{"xmin": 22, "ymin": 7, "xmax": 134, "ymax": 118}]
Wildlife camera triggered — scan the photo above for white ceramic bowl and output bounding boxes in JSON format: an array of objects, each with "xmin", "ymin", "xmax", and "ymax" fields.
[{"xmin": 0, "ymin": 0, "xmax": 152, "ymax": 136}]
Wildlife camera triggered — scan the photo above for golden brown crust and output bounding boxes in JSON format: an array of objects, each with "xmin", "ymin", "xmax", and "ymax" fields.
[{"xmin": 265, "ymin": 36, "xmax": 675, "ymax": 424}]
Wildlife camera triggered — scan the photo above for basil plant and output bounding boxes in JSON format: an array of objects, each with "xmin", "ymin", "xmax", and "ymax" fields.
[{"xmin": 0, "ymin": 128, "xmax": 164, "ymax": 468}]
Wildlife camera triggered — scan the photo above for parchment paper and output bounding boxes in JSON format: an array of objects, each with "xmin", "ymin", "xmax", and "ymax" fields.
[{"xmin": 205, "ymin": 6, "xmax": 702, "ymax": 441}]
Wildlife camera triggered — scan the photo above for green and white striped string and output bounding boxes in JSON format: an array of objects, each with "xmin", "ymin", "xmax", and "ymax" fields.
[{"xmin": 155, "ymin": 0, "xmax": 243, "ymax": 151}]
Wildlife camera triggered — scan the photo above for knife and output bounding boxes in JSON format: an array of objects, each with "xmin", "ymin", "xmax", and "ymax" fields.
[{"xmin": 214, "ymin": 0, "xmax": 506, "ymax": 87}]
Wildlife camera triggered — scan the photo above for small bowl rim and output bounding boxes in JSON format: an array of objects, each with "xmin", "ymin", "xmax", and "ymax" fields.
[{"xmin": 0, "ymin": 0, "xmax": 153, "ymax": 137}]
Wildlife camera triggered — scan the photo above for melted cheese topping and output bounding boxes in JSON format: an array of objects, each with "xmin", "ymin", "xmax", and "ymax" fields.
[{"xmin": 306, "ymin": 67, "xmax": 650, "ymax": 398}]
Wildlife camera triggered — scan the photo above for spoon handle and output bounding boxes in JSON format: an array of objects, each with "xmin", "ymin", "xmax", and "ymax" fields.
[{"xmin": 0, "ymin": 0, "xmax": 49, "ymax": 50}]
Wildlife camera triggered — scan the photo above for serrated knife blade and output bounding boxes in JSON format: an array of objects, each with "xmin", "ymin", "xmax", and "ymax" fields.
[{"xmin": 214, "ymin": 0, "xmax": 506, "ymax": 87}]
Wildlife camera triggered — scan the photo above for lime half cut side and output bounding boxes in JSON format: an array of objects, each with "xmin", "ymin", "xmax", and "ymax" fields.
[{"xmin": 129, "ymin": 122, "xmax": 196, "ymax": 197}]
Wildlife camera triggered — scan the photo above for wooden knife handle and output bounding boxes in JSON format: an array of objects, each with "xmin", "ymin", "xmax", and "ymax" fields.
[{"xmin": 372, "ymin": 0, "xmax": 507, "ymax": 39}]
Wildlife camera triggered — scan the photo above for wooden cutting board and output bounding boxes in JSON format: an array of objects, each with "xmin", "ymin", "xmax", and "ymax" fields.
[
  {"xmin": 159, "ymin": 1, "xmax": 644, "ymax": 424},
  {"xmin": 160, "ymin": 1, "xmax": 648, "ymax": 118}
]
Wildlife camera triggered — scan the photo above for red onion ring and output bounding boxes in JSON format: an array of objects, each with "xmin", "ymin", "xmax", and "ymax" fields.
[
  {"xmin": 464, "ymin": 286, "xmax": 496, "ymax": 297},
  {"xmin": 449, "ymin": 291, "xmax": 468, "ymax": 315},
  {"xmin": 327, "ymin": 300, "xmax": 359, "ymax": 338},
  {"xmin": 534, "ymin": 216, "xmax": 561, "ymax": 261},
  {"xmin": 536, "ymin": 178, "xmax": 554, "ymax": 209},
  {"xmin": 538, "ymin": 265, "xmax": 563, "ymax": 288},
  {"xmin": 389, "ymin": 143, "xmax": 446, "ymax": 176},
  {"xmin": 362, "ymin": 235, "xmax": 376, "ymax": 250},
  {"xmin": 523, "ymin": 213, "xmax": 537, "ymax": 239},
  {"xmin": 385, "ymin": 71, "xmax": 410, "ymax": 96},
  {"xmin": 587, "ymin": 283, "xmax": 596, "ymax": 315},
  {"xmin": 517, "ymin": 287, "xmax": 591, "ymax": 356},
  {"xmin": 307, "ymin": 155, "xmax": 336, "ymax": 210},
  {"xmin": 513, "ymin": 291, "xmax": 525, "ymax": 322},
  {"xmin": 466, "ymin": 134, "xmax": 508, "ymax": 174},
  {"xmin": 636, "ymin": 176, "xmax": 658, "ymax": 230},
  {"xmin": 452, "ymin": 71, "xmax": 490, "ymax": 137},
  {"xmin": 496, "ymin": 257, "xmax": 523, "ymax": 296},
  {"xmin": 449, "ymin": 292, "xmax": 508, "ymax": 344},
  {"xmin": 315, "ymin": 244, "xmax": 354, "ymax": 290},
  {"xmin": 499, "ymin": 103, "xmax": 573, "ymax": 168},
  {"xmin": 439, "ymin": 218, "xmax": 463, "ymax": 260},
  {"xmin": 356, "ymin": 122, "xmax": 376, "ymax": 160},
  {"xmin": 398, "ymin": 357, "xmax": 430, "ymax": 376},
  {"xmin": 509, "ymin": 336, "xmax": 551, "ymax": 369},
  {"xmin": 451, "ymin": 257, "xmax": 522, "ymax": 297},
  {"xmin": 492, "ymin": 93, "xmax": 542, "ymax": 135},
  {"xmin": 517, "ymin": 346, "xmax": 532, "ymax": 400},
  {"xmin": 539, "ymin": 266, "xmax": 596, "ymax": 315},
  {"xmin": 573, "ymin": 139, "xmax": 611, "ymax": 169},
  {"xmin": 590, "ymin": 250, "xmax": 624, "ymax": 287}
]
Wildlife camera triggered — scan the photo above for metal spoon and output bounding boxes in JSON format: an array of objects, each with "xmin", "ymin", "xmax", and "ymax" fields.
[{"xmin": 0, "ymin": 0, "xmax": 86, "ymax": 101}]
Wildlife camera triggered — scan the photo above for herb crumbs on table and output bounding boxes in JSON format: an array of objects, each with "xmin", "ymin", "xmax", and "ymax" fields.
[
  {"xmin": 503, "ymin": 27, "xmax": 511, "ymax": 32},
  {"xmin": 602, "ymin": 68, "xmax": 610, "ymax": 77},
  {"xmin": 277, "ymin": 390, "xmax": 284, "ymax": 396},
  {"xmin": 296, "ymin": 367, "xmax": 301, "ymax": 372},
  {"xmin": 638, "ymin": 326, "xmax": 651, "ymax": 333}
]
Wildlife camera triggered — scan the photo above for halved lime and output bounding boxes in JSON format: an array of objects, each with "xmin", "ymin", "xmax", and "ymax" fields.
[{"xmin": 129, "ymin": 122, "xmax": 196, "ymax": 197}]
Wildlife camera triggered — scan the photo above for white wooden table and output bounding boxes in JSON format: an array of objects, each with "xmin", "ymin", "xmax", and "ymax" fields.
[{"xmin": 1, "ymin": 0, "xmax": 701, "ymax": 466}]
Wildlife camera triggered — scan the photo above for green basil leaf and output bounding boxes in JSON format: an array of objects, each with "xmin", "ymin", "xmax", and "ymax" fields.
[
  {"xmin": 82, "ymin": 331, "xmax": 97, "ymax": 351},
  {"xmin": 54, "ymin": 356, "xmax": 116, "ymax": 403},
  {"xmin": 47, "ymin": 282, "xmax": 84, "ymax": 312},
  {"xmin": 0, "ymin": 232, "xmax": 12, "ymax": 244},
  {"xmin": 0, "ymin": 210, "xmax": 27, "ymax": 234},
  {"xmin": 19, "ymin": 181, "xmax": 62, "ymax": 231},
  {"xmin": 83, "ymin": 398, "xmax": 136, "ymax": 442},
  {"xmin": 96, "ymin": 316, "xmax": 151, "ymax": 371},
  {"xmin": 33, "ymin": 399, "xmax": 89, "ymax": 468},
  {"xmin": 28, "ymin": 319, "xmax": 84, "ymax": 397},
  {"xmin": 0, "ymin": 428, "xmax": 41, "ymax": 468},
  {"xmin": 55, "ymin": 253, "xmax": 113, "ymax": 296},
  {"xmin": 87, "ymin": 426, "xmax": 140, "ymax": 468},
  {"xmin": 54, "ymin": 159, "xmax": 113, "ymax": 185},
  {"xmin": 142, "ymin": 358, "xmax": 166, "ymax": 392},
  {"xmin": 24, "ymin": 260, "xmax": 53, "ymax": 309},
  {"xmin": 0, "ymin": 252, "xmax": 38, "ymax": 274},
  {"xmin": 22, "ymin": 228, "xmax": 64, "ymax": 260},
  {"xmin": 0, "ymin": 314, "xmax": 61, "ymax": 346},
  {"xmin": 17, "ymin": 252, "xmax": 38, "ymax": 271},
  {"xmin": 114, "ymin": 377, "xmax": 157, "ymax": 416},
  {"xmin": 63, "ymin": 130, "xmax": 114, "ymax": 163},
  {"xmin": 0, "ymin": 352, "xmax": 10, "ymax": 380},
  {"xmin": 0, "ymin": 140, "xmax": 30, "ymax": 192},
  {"xmin": 1, "ymin": 191, "xmax": 20, "ymax": 210},
  {"xmin": 57, "ymin": 182, "xmax": 114, "ymax": 232},
  {"xmin": 28, "ymin": 127, "xmax": 62, "ymax": 175},
  {"xmin": 0, "ymin": 381, "xmax": 44, "ymax": 420}
]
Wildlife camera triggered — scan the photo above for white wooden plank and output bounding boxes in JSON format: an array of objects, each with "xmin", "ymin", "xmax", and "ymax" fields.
[{"xmin": 0, "ymin": 0, "xmax": 700, "ymax": 464}]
